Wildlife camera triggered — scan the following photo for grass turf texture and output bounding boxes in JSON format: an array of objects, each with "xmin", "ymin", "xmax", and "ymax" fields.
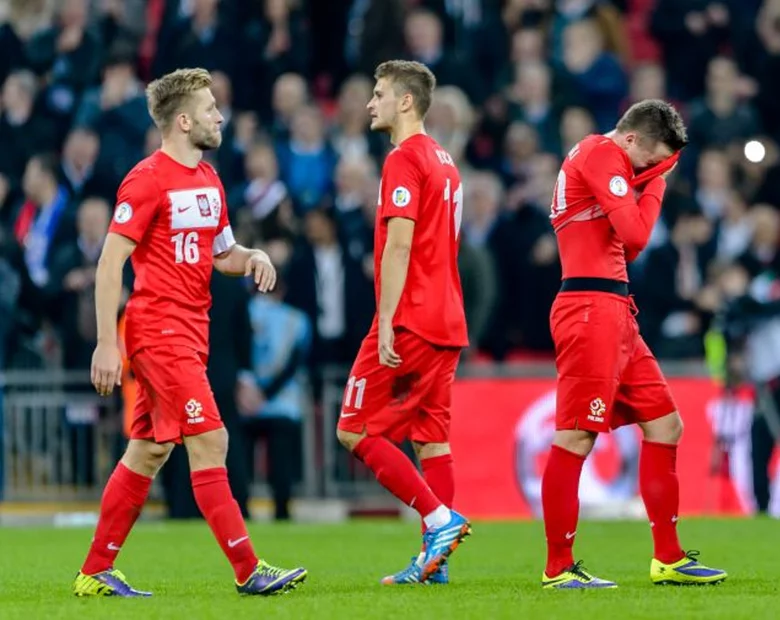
[{"xmin": 0, "ymin": 518, "xmax": 774, "ymax": 619}]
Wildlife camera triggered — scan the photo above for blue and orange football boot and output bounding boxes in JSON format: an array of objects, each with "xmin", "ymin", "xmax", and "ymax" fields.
[
  {"xmin": 380, "ymin": 553, "xmax": 449, "ymax": 585},
  {"xmin": 419, "ymin": 510, "xmax": 471, "ymax": 581},
  {"xmin": 650, "ymin": 550, "xmax": 727, "ymax": 586},
  {"xmin": 73, "ymin": 569, "xmax": 152, "ymax": 597}
]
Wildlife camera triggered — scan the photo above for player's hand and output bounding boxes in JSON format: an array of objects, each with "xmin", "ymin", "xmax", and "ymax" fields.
[
  {"xmin": 91, "ymin": 341, "xmax": 122, "ymax": 397},
  {"xmin": 378, "ymin": 319, "xmax": 401, "ymax": 368},
  {"xmin": 245, "ymin": 252, "xmax": 276, "ymax": 293}
]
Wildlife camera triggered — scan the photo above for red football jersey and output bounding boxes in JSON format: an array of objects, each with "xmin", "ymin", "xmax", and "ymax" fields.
[
  {"xmin": 549, "ymin": 135, "xmax": 665, "ymax": 281},
  {"xmin": 373, "ymin": 133, "xmax": 468, "ymax": 348},
  {"xmin": 109, "ymin": 150, "xmax": 235, "ymax": 357}
]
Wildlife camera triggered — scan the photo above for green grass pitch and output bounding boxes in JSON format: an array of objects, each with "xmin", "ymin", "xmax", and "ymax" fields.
[{"xmin": 0, "ymin": 518, "xmax": 776, "ymax": 619}]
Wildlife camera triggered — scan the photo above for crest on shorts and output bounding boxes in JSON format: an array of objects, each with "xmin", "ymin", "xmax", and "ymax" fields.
[
  {"xmin": 391, "ymin": 372, "xmax": 421, "ymax": 405},
  {"xmin": 185, "ymin": 398, "xmax": 205, "ymax": 424},
  {"xmin": 588, "ymin": 397, "xmax": 606, "ymax": 423}
]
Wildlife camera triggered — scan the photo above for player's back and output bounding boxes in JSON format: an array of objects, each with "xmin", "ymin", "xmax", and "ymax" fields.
[
  {"xmin": 110, "ymin": 150, "xmax": 233, "ymax": 357},
  {"xmin": 374, "ymin": 133, "xmax": 468, "ymax": 348},
  {"xmin": 550, "ymin": 134, "xmax": 634, "ymax": 281}
]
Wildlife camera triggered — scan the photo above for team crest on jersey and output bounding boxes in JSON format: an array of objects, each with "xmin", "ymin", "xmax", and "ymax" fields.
[
  {"xmin": 609, "ymin": 176, "xmax": 628, "ymax": 197},
  {"xmin": 392, "ymin": 186, "xmax": 411, "ymax": 207},
  {"xmin": 113, "ymin": 202, "xmax": 133, "ymax": 224},
  {"xmin": 197, "ymin": 193, "xmax": 211, "ymax": 217}
]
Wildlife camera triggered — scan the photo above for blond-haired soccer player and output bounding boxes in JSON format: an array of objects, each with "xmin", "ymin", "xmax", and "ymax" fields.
[
  {"xmin": 336, "ymin": 61, "xmax": 471, "ymax": 585},
  {"xmin": 72, "ymin": 68, "xmax": 307, "ymax": 597}
]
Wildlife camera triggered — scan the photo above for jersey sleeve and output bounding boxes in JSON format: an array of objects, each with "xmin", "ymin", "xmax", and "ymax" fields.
[
  {"xmin": 212, "ymin": 181, "xmax": 235, "ymax": 256},
  {"xmin": 582, "ymin": 143, "xmax": 634, "ymax": 215},
  {"xmin": 379, "ymin": 148, "xmax": 423, "ymax": 221},
  {"xmin": 109, "ymin": 169, "xmax": 159, "ymax": 243}
]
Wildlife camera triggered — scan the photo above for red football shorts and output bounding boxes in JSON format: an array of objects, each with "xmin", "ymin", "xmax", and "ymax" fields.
[
  {"xmin": 337, "ymin": 328, "xmax": 461, "ymax": 444},
  {"xmin": 129, "ymin": 345, "xmax": 224, "ymax": 444},
  {"xmin": 550, "ymin": 292, "xmax": 677, "ymax": 433}
]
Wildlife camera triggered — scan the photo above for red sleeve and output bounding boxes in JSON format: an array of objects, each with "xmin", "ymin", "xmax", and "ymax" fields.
[
  {"xmin": 108, "ymin": 169, "xmax": 159, "ymax": 243},
  {"xmin": 379, "ymin": 148, "xmax": 423, "ymax": 221},
  {"xmin": 583, "ymin": 144, "xmax": 666, "ymax": 254},
  {"xmin": 212, "ymin": 179, "xmax": 235, "ymax": 256}
]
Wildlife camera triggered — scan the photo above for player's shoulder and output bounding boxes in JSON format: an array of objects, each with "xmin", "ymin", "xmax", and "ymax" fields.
[{"xmin": 577, "ymin": 134, "xmax": 629, "ymax": 166}]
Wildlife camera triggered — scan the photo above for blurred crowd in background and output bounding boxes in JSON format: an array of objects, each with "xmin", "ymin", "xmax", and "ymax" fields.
[{"xmin": 2, "ymin": 0, "xmax": 780, "ymax": 514}]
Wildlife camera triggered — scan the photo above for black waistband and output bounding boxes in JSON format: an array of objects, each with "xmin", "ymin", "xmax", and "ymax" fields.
[{"xmin": 560, "ymin": 278, "xmax": 629, "ymax": 296}]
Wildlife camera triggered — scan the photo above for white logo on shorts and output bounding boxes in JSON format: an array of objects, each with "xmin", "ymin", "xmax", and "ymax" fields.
[
  {"xmin": 587, "ymin": 398, "xmax": 606, "ymax": 423},
  {"xmin": 185, "ymin": 398, "xmax": 205, "ymax": 424}
]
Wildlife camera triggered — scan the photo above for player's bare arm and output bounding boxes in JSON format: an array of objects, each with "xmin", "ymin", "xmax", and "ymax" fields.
[
  {"xmin": 92, "ymin": 232, "xmax": 136, "ymax": 396},
  {"xmin": 213, "ymin": 244, "xmax": 276, "ymax": 293},
  {"xmin": 378, "ymin": 216, "xmax": 415, "ymax": 368}
]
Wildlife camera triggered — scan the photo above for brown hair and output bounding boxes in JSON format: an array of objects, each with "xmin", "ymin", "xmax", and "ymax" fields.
[
  {"xmin": 616, "ymin": 99, "xmax": 688, "ymax": 151},
  {"xmin": 145, "ymin": 68, "xmax": 212, "ymax": 132},
  {"xmin": 374, "ymin": 60, "xmax": 437, "ymax": 118}
]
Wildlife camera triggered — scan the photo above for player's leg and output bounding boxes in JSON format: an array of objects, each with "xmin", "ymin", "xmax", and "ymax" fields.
[
  {"xmin": 74, "ymin": 369, "xmax": 172, "ymax": 597},
  {"xmin": 169, "ymin": 349, "xmax": 305, "ymax": 595},
  {"xmin": 382, "ymin": 348, "xmax": 460, "ymax": 585},
  {"xmin": 337, "ymin": 332, "xmax": 470, "ymax": 581},
  {"xmin": 616, "ymin": 338, "xmax": 727, "ymax": 585},
  {"xmin": 541, "ymin": 293, "xmax": 627, "ymax": 589}
]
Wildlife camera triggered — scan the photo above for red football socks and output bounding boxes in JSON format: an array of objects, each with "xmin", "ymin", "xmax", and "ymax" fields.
[
  {"xmin": 420, "ymin": 453, "xmax": 455, "ymax": 534},
  {"xmin": 542, "ymin": 445, "xmax": 586, "ymax": 577},
  {"xmin": 639, "ymin": 440, "xmax": 685, "ymax": 564},
  {"xmin": 191, "ymin": 467, "xmax": 258, "ymax": 583},
  {"xmin": 81, "ymin": 462, "xmax": 152, "ymax": 575},
  {"xmin": 354, "ymin": 436, "xmax": 442, "ymax": 518}
]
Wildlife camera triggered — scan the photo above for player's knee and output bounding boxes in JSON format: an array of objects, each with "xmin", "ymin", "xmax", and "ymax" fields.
[
  {"xmin": 553, "ymin": 429, "xmax": 596, "ymax": 457},
  {"xmin": 646, "ymin": 411, "xmax": 683, "ymax": 444},
  {"xmin": 184, "ymin": 427, "xmax": 229, "ymax": 469},
  {"xmin": 336, "ymin": 428, "xmax": 365, "ymax": 452},
  {"xmin": 413, "ymin": 441, "xmax": 450, "ymax": 460},
  {"xmin": 122, "ymin": 439, "xmax": 174, "ymax": 477}
]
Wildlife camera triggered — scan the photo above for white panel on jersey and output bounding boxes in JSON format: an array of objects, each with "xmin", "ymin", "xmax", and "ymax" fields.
[
  {"xmin": 169, "ymin": 187, "xmax": 221, "ymax": 229},
  {"xmin": 213, "ymin": 225, "xmax": 236, "ymax": 256}
]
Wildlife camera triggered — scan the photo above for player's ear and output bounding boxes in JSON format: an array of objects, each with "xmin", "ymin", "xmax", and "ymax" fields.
[{"xmin": 400, "ymin": 93, "xmax": 414, "ymax": 113}]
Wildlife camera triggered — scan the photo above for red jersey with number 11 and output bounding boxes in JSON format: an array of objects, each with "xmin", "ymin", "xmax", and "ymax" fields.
[
  {"xmin": 373, "ymin": 133, "xmax": 468, "ymax": 348},
  {"xmin": 109, "ymin": 150, "xmax": 235, "ymax": 357}
]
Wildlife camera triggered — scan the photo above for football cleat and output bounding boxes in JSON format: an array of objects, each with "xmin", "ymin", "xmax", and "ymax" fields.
[
  {"xmin": 73, "ymin": 569, "xmax": 152, "ymax": 597},
  {"xmin": 236, "ymin": 560, "xmax": 307, "ymax": 595},
  {"xmin": 419, "ymin": 510, "xmax": 471, "ymax": 582},
  {"xmin": 542, "ymin": 561, "xmax": 618, "ymax": 589},
  {"xmin": 650, "ymin": 550, "xmax": 727, "ymax": 586}
]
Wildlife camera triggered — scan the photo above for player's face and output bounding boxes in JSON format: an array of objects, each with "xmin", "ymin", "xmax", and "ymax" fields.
[
  {"xmin": 187, "ymin": 87, "xmax": 223, "ymax": 151},
  {"xmin": 367, "ymin": 77, "xmax": 400, "ymax": 133},
  {"xmin": 624, "ymin": 132, "xmax": 674, "ymax": 170}
]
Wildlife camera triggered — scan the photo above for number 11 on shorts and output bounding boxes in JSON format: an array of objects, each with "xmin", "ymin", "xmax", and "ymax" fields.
[{"xmin": 344, "ymin": 376, "xmax": 366, "ymax": 409}]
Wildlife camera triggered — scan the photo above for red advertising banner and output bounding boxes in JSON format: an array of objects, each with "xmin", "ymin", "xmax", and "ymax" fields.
[{"xmin": 449, "ymin": 377, "xmax": 777, "ymax": 519}]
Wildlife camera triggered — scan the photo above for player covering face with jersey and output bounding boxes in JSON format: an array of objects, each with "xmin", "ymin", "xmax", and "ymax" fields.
[
  {"xmin": 74, "ymin": 68, "xmax": 306, "ymax": 598},
  {"xmin": 336, "ymin": 60, "xmax": 471, "ymax": 585},
  {"xmin": 541, "ymin": 100, "xmax": 727, "ymax": 589}
]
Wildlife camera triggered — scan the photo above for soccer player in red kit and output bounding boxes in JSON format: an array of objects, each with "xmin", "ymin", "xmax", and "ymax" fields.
[
  {"xmin": 72, "ymin": 69, "xmax": 306, "ymax": 597},
  {"xmin": 541, "ymin": 100, "xmax": 727, "ymax": 589},
  {"xmin": 336, "ymin": 60, "xmax": 471, "ymax": 585}
]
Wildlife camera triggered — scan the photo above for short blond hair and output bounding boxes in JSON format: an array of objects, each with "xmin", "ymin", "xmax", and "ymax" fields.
[{"xmin": 145, "ymin": 68, "xmax": 212, "ymax": 131}]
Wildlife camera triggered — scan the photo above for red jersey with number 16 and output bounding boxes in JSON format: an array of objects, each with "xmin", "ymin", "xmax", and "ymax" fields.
[
  {"xmin": 549, "ymin": 134, "xmax": 666, "ymax": 282},
  {"xmin": 108, "ymin": 150, "xmax": 235, "ymax": 358},
  {"xmin": 373, "ymin": 133, "xmax": 468, "ymax": 348}
]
